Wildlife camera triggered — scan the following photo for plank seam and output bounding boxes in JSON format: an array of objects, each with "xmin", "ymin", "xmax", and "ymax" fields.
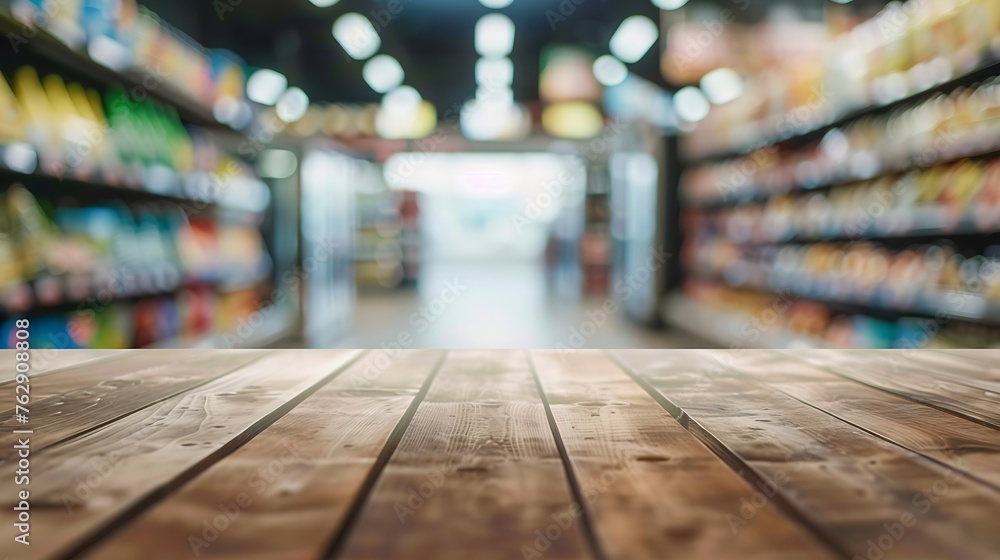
[
  {"xmin": 323, "ymin": 350, "xmax": 449, "ymax": 560},
  {"xmin": 20, "ymin": 352, "xmax": 276, "ymax": 457},
  {"xmin": 0, "ymin": 350, "xmax": 138, "ymax": 387},
  {"xmin": 779, "ymin": 352, "xmax": 1000, "ymax": 432},
  {"xmin": 602, "ymin": 350, "xmax": 851, "ymax": 560},
  {"xmin": 744, "ymin": 376, "xmax": 1000, "ymax": 495},
  {"xmin": 54, "ymin": 349, "xmax": 370, "ymax": 560},
  {"xmin": 526, "ymin": 351, "xmax": 608, "ymax": 560}
]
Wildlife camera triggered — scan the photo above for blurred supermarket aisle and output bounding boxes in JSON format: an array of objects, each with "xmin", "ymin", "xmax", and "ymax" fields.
[{"xmin": 287, "ymin": 261, "xmax": 709, "ymax": 349}]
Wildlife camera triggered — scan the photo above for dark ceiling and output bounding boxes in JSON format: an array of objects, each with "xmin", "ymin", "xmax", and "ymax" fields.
[{"xmin": 140, "ymin": 0, "xmax": 885, "ymax": 116}]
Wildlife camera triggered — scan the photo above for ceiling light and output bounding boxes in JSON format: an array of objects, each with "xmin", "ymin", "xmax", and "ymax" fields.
[
  {"xmin": 333, "ymin": 13, "xmax": 381, "ymax": 60},
  {"xmin": 308, "ymin": 0, "xmax": 340, "ymax": 6},
  {"xmin": 673, "ymin": 86, "xmax": 710, "ymax": 122},
  {"xmin": 476, "ymin": 84, "xmax": 514, "ymax": 106},
  {"xmin": 593, "ymin": 55, "xmax": 628, "ymax": 87},
  {"xmin": 476, "ymin": 57, "xmax": 514, "ymax": 86},
  {"xmin": 461, "ymin": 100, "xmax": 529, "ymax": 141},
  {"xmin": 652, "ymin": 0, "xmax": 689, "ymax": 9},
  {"xmin": 246, "ymin": 69, "xmax": 287, "ymax": 106},
  {"xmin": 542, "ymin": 102, "xmax": 604, "ymax": 139},
  {"xmin": 475, "ymin": 14, "xmax": 515, "ymax": 58},
  {"xmin": 382, "ymin": 85, "xmax": 422, "ymax": 114},
  {"xmin": 276, "ymin": 87, "xmax": 310, "ymax": 123},
  {"xmin": 479, "ymin": 0, "xmax": 514, "ymax": 7},
  {"xmin": 609, "ymin": 16, "xmax": 658, "ymax": 64},
  {"xmin": 363, "ymin": 55, "xmax": 405, "ymax": 93},
  {"xmin": 700, "ymin": 68, "xmax": 744, "ymax": 105},
  {"xmin": 376, "ymin": 100, "xmax": 437, "ymax": 139}
]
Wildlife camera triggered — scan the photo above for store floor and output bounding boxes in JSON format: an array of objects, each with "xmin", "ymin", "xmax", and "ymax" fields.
[{"xmin": 329, "ymin": 262, "xmax": 710, "ymax": 349}]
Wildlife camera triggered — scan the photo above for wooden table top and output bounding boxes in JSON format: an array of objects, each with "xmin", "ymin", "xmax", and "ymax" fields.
[{"xmin": 1, "ymin": 349, "xmax": 999, "ymax": 560}]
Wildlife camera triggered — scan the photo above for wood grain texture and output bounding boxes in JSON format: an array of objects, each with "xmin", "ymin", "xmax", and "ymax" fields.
[
  {"xmin": 0, "ymin": 351, "xmax": 266, "ymax": 463},
  {"xmin": 0, "ymin": 350, "xmax": 361, "ymax": 560},
  {"xmin": 81, "ymin": 350, "xmax": 445, "ymax": 560},
  {"xmin": 893, "ymin": 351, "xmax": 1000, "ymax": 388},
  {"xmin": 727, "ymin": 353, "xmax": 1000, "ymax": 491},
  {"xmin": 790, "ymin": 350, "xmax": 1000, "ymax": 430},
  {"xmin": 931, "ymin": 350, "xmax": 1000, "ymax": 369},
  {"xmin": 613, "ymin": 350, "xmax": 1000, "ymax": 560},
  {"xmin": 530, "ymin": 350, "xmax": 835, "ymax": 560},
  {"xmin": 0, "ymin": 349, "xmax": 131, "ymax": 383},
  {"xmin": 335, "ymin": 350, "xmax": 593, "ymax": 560}
]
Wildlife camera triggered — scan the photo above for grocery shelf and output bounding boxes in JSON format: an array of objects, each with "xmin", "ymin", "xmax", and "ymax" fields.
[
  {"xmin": 0, "ymin": 14, "xmax": 241, "ymax": 135},
  {"xmin": 661, "ymin": 294, "xmax": 828, "ymax": 349},
  {"xmin": 684, "ymin": 55, "xmax": 1000, "ymax": 167},
  {"xmin": 0, "ymin": 276, "xmax": 267, "ymax": 319},
  {"xmin": 684, "ymin": 148, "xmax": 1000, "ymax": 211},
  {"xmin": 150, "ymin": 305, "xmax": 293, "ymax": 349},
  {"xmin": 716, "ymin": 209, "xmax": 1000, "ymax": 246},
  {"xmin": 0, "ymin": 144, "xmax": 266, "ymax": 215},
  {"xmin": 692, "ymin": 272, "xmax": 1000, "ymax": 328}
]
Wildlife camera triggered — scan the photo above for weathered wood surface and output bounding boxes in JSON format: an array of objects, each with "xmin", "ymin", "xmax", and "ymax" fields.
[
  {"xmin": 82, "ymin": 350, "xmax": 444, "ymax": 560},
  {"xmin": 612, "ymin": 350, "xmax": 1000, "ymax": 560},
  {"xmin": 0, "ymin": 350, "xmax": 361, "ymax": 559},
  {"xmin": 0, "ymin": 349, "xmax": 997, "ymax": 560},
  {"xmin": 530, "ymin": 350, "xmax": 835, "ymax": 560}
]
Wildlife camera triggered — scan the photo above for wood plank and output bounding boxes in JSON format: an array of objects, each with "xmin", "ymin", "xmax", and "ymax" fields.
[
  {"xmin": 932, "ymin": 350, "xmax": 1000, "ymax": 369},
  {"xmin": 530, "ymin": 350, "xmax": 835, "ymax": 560},
  {"xmin": 835, "ymin": 350, "xmax": 1000, "ymax": 394},
  {"xmin": 334, "ymin": 350, "xmax": 594, "ymax": 560},
  {"xmin": 0, "ymin": 350, "xmax": 267, "ymax": 463},
  {"xmin": 81, "ymin": 350, "xmax": 445, "ymax": 560},
  {"xmin": 790, "ymin": 350, "xmax": 1000, "ymax": 430},
  {"xmin": 0, "ymin": 349, "xmax": 362, "ymax": 560},
  {"xmin": 898, "ymin": 351, "xmax": 1000, "ymax": 387},
  {"xmin": 725, "ymin": 353, "xmax": 1000, "ymax": 491},
  {"xmin": 0, "ymin": 350, "xmax": 131, "ymax": 383},
  {"xmin": 612, "ymin": 350, "xmax": 1000, "ymax": 560},
  {"xmin": 0, "ymin": 351, "xmax": 223, "ymax": 435}
]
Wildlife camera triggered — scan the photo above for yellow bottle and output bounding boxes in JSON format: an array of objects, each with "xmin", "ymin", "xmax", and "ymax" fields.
[
  {"xmin": 0, "ymin": 70, "xmax": 25, "ymax": 144},
  {"xmin": 13, "ymin": 67, "xmax": 58, "ymax": 162},
  {"xmin": 68, "ymin": 82, "xmax": 107, "ymax": 166},
  {"xmin": 42, "ymin": 73, "xmax": 86, "ymax": 173}
]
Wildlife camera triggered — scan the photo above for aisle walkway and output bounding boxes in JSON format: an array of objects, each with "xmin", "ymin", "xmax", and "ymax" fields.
[{"xmin": 337, "ymin": 262, "xmax": 708, "ymax": 349}]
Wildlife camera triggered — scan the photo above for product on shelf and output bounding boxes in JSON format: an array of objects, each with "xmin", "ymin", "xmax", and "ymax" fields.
[
  {"xmin": 684, "ymin": 149, "xmax": 1000, "ymax": 247},
  {"xmin": 681, "ymin": 280, "xmax": 1000, "ymax": 349},
  {"xmin": 684, "ymin": 74, "xmax": 1000, "ymax": 208},
  {"xmin": 0, "ymin": 184, "xmax": 273, "ymax": 345},
  {"xmin": 684, "ymin": 236, "xmax": 1000, "ymax": 316},
  {"xmin": 0, "ymin": 65, "xmax": 269, "ymax": 210},
  {"xmin": 682, "ymin": 0, "xmax": 1000, "ymax": 159},
  {"xmin": 4, "ymin": 0, "xmax": 248, "ymax": 114}
]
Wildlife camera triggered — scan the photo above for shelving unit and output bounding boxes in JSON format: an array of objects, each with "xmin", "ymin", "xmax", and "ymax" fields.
[
  {"xmin": 0, "ymin": 5, "xmax": 287, "ymax": 349},
  {"xmin": 684, "ymin": 56, "xmax": 1000, "ymax": 167},
  {"xmin": 668, "ymin": 40, "xmax": 1000, "ymax": 349}
]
